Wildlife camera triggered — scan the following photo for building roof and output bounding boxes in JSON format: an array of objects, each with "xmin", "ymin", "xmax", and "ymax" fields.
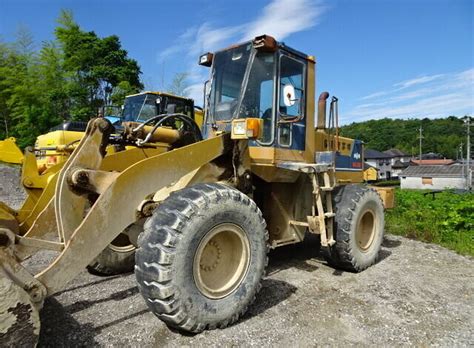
[
  {"xmin": 392, "ymin": 159, "xmax": 409, "ymax": 169},
  {"xmin": 400, "ymin": 164, "xmax": 472, "ymax": 178},
  {"xmin": 364, "ymin": 149, "xmax": 392, "ymax": 159},
  {"xmin": 411, "ymin": 159, "xmax": 455, "ymax": 166},
  {"xmin": 384, "ymin": 148, "xmax": 410, "ymax": 157},
  {"xmin": 364, "ymin": 162, "xmax": 378, "ymax": 170}
]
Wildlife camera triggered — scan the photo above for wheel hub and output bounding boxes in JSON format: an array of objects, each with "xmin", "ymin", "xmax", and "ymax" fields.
[
  {"xmin": 355, "ymin": 209, "xmax": 376, "ymax": 252},
  {"xmin": 108, "ymin": 233, "xmax": 136, "ymax": 253},
  {"xmin": 193, "ymin": 223, "xmax": 250, "ymax": 299}
]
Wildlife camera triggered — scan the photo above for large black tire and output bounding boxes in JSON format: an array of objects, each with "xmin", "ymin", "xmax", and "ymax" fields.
[
  {"xmin": 87, "ymin": 233, "xmax": 136, "ymax": 276},
  {"xmin": 325, "ymin": 184, "xmax": 384, "ymax": 272},
  {"xmin": 135, "ymin": 183, "xmax": 268, "ymax": 333}
]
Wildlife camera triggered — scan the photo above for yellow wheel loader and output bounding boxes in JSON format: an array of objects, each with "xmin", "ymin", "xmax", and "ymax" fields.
[
  {"xmin": 33, "ymin": 91, "xmax": 203, "ymax": 172},
  {"xmin": 0, "ymin": 35, "xmax": 393, "ymax": 344}
]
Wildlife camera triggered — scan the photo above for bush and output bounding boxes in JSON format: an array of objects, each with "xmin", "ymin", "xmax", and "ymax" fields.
[{"xmin": 386, "ymin": 189, "xmax": 474, "ymax": 256}]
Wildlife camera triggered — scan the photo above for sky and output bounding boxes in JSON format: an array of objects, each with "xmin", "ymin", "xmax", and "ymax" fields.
[{"xmin": 0, "ymin": 0, "xmax": 472, "ymax": 124}]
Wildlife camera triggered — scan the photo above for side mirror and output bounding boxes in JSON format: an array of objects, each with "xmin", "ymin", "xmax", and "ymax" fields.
[{"xmin": 283, "ymin": 84, "xmax": 296, "ymax": 106}]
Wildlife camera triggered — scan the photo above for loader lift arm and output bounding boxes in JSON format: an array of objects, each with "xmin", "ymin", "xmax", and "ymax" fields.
[
  {"xmin": 37, "ymin": 118, "xmax": 228, "ymax": 294},
  {"xmin": 0, "ymin": 118, "xmax": 230, "ymax": 342}
]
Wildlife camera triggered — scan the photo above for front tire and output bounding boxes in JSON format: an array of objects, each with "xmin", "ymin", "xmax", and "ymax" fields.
[
  {"xmin": 135, "ymin": 183, "xmax": 268, "ymax": 333},
  {"xmin": 325, "ymin": 185, "xmax": 385, "ymax": 272}
]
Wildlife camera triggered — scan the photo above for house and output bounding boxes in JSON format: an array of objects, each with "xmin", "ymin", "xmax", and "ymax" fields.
[
  {"xmin": 392, "ymin": 160, "xmax": 409, "ymax": 178},
  {"xmin": 383, "ymin": 148, "xmax": 411, "ymax": 165},
  {"xmin": 364, "ymin": 149, "xmax": 392, "ymax": 180},
  {"xmin": 382, "ymin": 148, "xmax": 410, "ymax": 178},
  {"xmin": 363, "ymin": 162, "xmax": 378, "ymax": 182},
  {"xmin": 400, "ymin": 164, "xmax": 472, "ymax": 190}
]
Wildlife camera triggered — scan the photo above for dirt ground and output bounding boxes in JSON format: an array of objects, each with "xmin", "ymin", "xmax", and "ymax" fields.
[{"xmin": 1, "ymin": 164, "xmax": 473, "ymax": 346}]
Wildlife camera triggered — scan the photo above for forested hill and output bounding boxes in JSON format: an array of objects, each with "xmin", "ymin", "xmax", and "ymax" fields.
[{"xmin": 339, "ymin": 116, "xmax": 466, "ymax": 159}]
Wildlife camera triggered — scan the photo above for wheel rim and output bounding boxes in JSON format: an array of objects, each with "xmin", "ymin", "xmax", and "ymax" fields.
[
  {"xmin": 355, "ymin": 209, "xmax": 376, "ymax": 252},
  {"xmin": 193, "ymin": 223, "xmax": 250, "ymax": 299},
  {"xmin": 108, "ymin": 233, "xmax": 136, "ymax": 253}
]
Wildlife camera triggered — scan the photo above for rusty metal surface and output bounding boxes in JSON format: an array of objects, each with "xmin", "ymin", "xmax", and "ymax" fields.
[{"xmin": 317, "ymin": 91, "xmax": 330, "ymax": 129}]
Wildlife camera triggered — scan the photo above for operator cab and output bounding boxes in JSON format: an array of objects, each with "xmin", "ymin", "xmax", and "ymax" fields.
[
  {"xmin": 121, "ymin": 92, "xmax": 196, "ymax": 123},
  {"xmin": 200, "ymin": 35, "xmax": 312, "ymax": 159}
]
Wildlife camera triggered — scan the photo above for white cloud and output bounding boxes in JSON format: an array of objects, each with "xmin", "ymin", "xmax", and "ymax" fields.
[
  {"xmin": 243, "ymin": 0, "xmax": 326, "ymax": 40},
  {"xmin": 360, "ymin": 73, "xmax": 446, "ymax": 101},
  {"xmin": 393, "ymin": 74, "xmax": 444, "ymax": 89},
  {"xmin": 161, "ymin": 0, "xmax": 325, "ymax": 61},
  {"xmin": 184, "ymin": 83, "xmax": 205, "ymax": 104},
  {"xmin": 344, "ymin": 68, "xmax": 474, "ymax": 123},
  {"xmin": 360, "ymin": 90, "xmax": 390, "ymax": 100},
  {"xmin": 157, "ymin": 0, "xmax": 327, "ymax": 103}
]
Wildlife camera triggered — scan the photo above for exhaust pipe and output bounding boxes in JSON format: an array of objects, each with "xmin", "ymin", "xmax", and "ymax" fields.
[{"xmin": 317, "ymin": 91, "xmax": 329, "ymax": 129}]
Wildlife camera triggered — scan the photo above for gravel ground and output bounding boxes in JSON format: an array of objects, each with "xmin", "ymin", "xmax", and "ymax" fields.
[
  {"xmin": 1, "ymin": 163, "xmax": 473, "ymax": 346},
  {"xmin": 0, "ymin": 164, "xmax": 27, "ymax": 209}
]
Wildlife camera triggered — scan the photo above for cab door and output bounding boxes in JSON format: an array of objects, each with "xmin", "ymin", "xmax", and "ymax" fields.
[{"xmin": 275, "ymin": 53, "xmax": 307, "ymax": 160}]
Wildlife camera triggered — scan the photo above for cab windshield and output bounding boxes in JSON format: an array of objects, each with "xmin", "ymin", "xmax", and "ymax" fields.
[
  {"xmin": 122, "ymin": 94, "xmax": 153, "ymax": 122},
  {"xmin": 122, "ymin": 94, "xmax": 193, "ymax": 122},
  {"xmin": 208, "ymin": 44, "xmax": 276, "ymax": 142}
]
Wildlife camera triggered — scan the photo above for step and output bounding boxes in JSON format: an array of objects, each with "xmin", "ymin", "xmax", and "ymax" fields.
[{"xmin": 320, "ymin": 186, "xmax": 334, "ymax": 191}]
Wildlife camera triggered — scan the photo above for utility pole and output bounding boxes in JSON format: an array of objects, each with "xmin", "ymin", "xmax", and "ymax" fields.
[
  {"xmin": 418, "ymin": 126, "xmax": 424, "ymax": 164},
  {"xmin": 464, "ymin": 116, "xmax": 472, "ymax": 190}
]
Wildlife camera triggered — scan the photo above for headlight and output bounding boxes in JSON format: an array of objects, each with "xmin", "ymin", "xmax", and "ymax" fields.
[
  {"xmin": 231, "ymin": 118, "xmax": 262, "ymax": 140},
  {"xmin": 198, "ymin": 52, "xmax": 214, "ymax": 67},
  {"xmin": 232, "ymin": 120, "xmax": 246, "ymax": 136}
]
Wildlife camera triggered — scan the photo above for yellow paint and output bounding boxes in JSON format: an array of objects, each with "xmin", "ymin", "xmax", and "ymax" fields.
[
  {"xmin": 35, "ymin": 130, "xmax": 84, "ymax": 170},
  {"xmin": 194, "ymin": 109, "xmax": 204, "ymax": 129},
  {"xmin": 0, "ymin": 137, "xmax": 24, "ymax": 164},
  {"xmin": 363, "ymin": 167, "xmax": 378, "ymax": 181}
]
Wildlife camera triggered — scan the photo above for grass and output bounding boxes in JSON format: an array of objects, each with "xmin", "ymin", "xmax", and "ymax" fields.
[{"xmin": 385, "ymin": 188, "xmax": 474, "ymax": 257}]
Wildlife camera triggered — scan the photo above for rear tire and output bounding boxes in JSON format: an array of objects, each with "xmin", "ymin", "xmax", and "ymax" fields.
[
  {"xmin": 87, "ymin": 233, "xmax": 136, "ymax": 276},
  {"xmin": 135, "ymin": 183, "xmax": 268, "ymax": 333},
  {"xmin": 324, "ymin": 184, "xmax": 384, "ymax": 272}
]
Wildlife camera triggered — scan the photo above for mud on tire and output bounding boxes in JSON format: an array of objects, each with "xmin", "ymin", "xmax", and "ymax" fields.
[
  {"xmin": 135, "ymin": 183, "xmax": 268, "ymax": 333},
  {"xmin": 325, "ymin": 184, "xmax": 385, "ymax": 272}
]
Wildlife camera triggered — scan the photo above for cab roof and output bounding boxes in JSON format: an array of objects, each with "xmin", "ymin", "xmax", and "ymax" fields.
[{"xmin": 126, "ymin": 91, "xmax": 194, "ymax": 102}]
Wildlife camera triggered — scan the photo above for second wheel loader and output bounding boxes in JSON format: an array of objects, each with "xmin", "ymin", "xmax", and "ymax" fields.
[{"xmin": 0, "ymin": 34, "xmax": 392, "ymax": 345}]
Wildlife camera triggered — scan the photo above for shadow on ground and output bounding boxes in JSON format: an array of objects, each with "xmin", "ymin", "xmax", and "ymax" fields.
[
  {"xmin": 267, "ymin": 233, "xmax": 323, "ymax": 275},
  {"xmin": 38, "ymin": 298, "xmax": 98, "ymax": 347},
  {"xmin": 38, "ymin": 281, "xmax": 145, "ymax": 346}
]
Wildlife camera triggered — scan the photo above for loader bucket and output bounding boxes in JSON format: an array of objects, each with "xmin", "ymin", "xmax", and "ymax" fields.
[
  {"xmin": 0, "ymin": 268, "xmax": 41, "ymax": 346},
  {"xmin": 0, "ymin": 138, "xmax": 24, "ymax": 165}
]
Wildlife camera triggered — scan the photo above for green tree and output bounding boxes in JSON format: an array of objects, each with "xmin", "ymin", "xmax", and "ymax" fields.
[
  {"xmin": 55, "ymin": 9, "xmax": 143, "ymax": 120},
  {"xmin": 0, "ymin": 10, "xmax": 144, "ymax": 147},
  {"xmin": 340, "ymin": 116, "xmax": 465, "ymax": 159}
]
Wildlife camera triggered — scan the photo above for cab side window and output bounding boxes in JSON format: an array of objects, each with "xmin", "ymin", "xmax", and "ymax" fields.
[{"xmin": 279, "ymin": 56, "xmax": 305, "ymax": 118}]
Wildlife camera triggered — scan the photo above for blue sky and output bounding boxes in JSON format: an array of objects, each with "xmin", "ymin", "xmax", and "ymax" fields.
[{"xmin": 0, "ymin": 0, "xmax": 472, "ymax": 124}]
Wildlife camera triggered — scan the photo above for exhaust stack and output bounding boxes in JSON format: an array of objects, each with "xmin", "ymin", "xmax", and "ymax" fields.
[{"xmin": 317, "ymin": 91, "xmax": 330, "ymax": 129}]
